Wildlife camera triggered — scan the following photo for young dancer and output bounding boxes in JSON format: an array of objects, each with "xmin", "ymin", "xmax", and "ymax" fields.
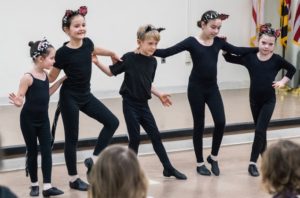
[
  {"xmin": 223, "ymin": 23, "xmax": 296, "ymax": 177},
  {"xmin": 93, "ymin": 24, "xmax": 187, "ymax": 180},
  {"xmin": 261, "ymin": 140, "xmax": 300, "ymax": 197},
  {"xmin": 153, "ymin": 10, "xmax": 257, "ymax": 176},
  {"xmin": 9, "ymin": 38, "xmax": 64, "ymax": 197},
  {"xmin": 48, "ymin": 6, "xmax": 120, "ymax": 191},
  {"xmin": 88, "ymin": 145, "xmax": 149, "ymax": 198}
]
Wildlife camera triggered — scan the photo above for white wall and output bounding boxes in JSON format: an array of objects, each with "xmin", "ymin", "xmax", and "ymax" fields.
[{"xmin": 0, "ymin": 0, "xmax": 260, "ymax": 104}]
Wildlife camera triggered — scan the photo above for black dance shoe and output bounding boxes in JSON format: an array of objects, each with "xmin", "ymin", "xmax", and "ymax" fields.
[
  {"xmin": 248, "ymin": 164, "xmax": 260, "ymax": 177},
  {"xmin": 29, "ymin": 186, "xmax": 39, "ymax": 197},
  {"xmin": 207, "ymin": 155, "xmax": 220, "ymax": 176},
  {"xmin": 69, "ymin": 178, "xmax": 89, "ymax": 191},
  {"xmin": 196, "ymin": 165, "xmax": 211, "ymax": 176},
  {"xmin": 42, "ymin": 187, "xmax": 64, "ymax": 197},
  {"xmin": 163, "ymin": 168, "xmax": 187, "ymax": 180},
  {"xmin": 84, "ymin": 157, "xmax": 94, "ymax": 175}
]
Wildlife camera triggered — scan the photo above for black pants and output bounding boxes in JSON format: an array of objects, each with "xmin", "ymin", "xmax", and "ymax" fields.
[
  {"xmin": 60, "ymin": 88, "xmax": 119, "ymax": 175},
  {"xmin": 123, "ymin": 97, "xmax": 173, "ymax": 170},
  {"xmin": 187, "ymin": 82, "xmax": 225, "ymax": 163},
  {"xmin": 249, "ymin": 97, "xmax": 275, "ymax": 162},
  {"xmin": 20, "ymin": 109, "xmax": 52, "ymax": 183}
]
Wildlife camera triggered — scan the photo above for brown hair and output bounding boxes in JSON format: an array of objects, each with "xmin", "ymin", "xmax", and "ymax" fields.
[
  {"xmin": 261, "ymin": 140, "xmax": 300, "ymax": 196},
  {"xmin": 88, "ymin": 145, "xmax": 148, "ymax": 198}
]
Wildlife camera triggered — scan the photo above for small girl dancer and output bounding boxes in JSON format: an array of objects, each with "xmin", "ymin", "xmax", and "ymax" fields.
[
  {"xmin": 223, "ymin": 23, "xmax": 296, "ymax": 176},
  {"xmin": 9, "ymin": 38, "xmax": 65, "ymax": 197}
]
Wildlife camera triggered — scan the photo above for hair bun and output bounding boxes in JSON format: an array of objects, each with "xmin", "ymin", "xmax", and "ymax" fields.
[
  {"xmin": 197, "ymin": 20, "xmax": 202, "ymax": 28},
  {"xmin": 28, "ymin": 41, "xmax": 35, "ymax": 47}
]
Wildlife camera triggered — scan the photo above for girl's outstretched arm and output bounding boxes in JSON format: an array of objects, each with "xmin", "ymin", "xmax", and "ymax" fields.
[
  {"xmin": 154, "ymin": 37, "xmax": 190, "ymax": 58},
  {"xmin": 48, "ymin": 67, "xmax": 61, "ymax": 83},
  {"xmin": 222, "ymin": 52, "xmax": 244, "ymax": 65},
  {"xmin": 92, "ymin": 54, "xmax": 113, "ymax": 76},
  {"xmin": 151, "ymin": 85, "xmax": 172, "ymax": 107},
  {"xmin": 93, "ymin": 47, "xmax": 122, "ymax": 64},
  {"xmin": 9, "ymin": 74, "xmax": 32, "ymax": 107},
  {"xmin": 221, "ymin": 39, "xmax": 258, "ymax": 56},
  {"xmin": 49, "ymin": 76, "xmax": 67, "ymax": 96}
]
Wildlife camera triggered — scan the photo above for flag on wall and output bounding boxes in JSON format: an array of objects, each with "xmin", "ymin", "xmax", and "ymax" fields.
[
  {"xmin": 250, "ymin": 0, "xmax": 265, "ymax": 47},
  {"xmin": 280, "ymin": 0, "xmax": 291, "ymax": 48},
  {"xmin": 293, "ymin": 0, "xmax": 300, "ymax": 46}
]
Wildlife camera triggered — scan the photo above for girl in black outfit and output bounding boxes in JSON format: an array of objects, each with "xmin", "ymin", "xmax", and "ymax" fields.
[
  {"xmin": 153, "ymin": 10, "xmax": 257, "ymax": 176},
  {"xmin": 223, "ymin": 23, "xmax": 296, "ymax": 177},
  {"xmin": 93, "ymin": 24, "xmax": 187, "ymax": 180},
  {"xmin": 9, "ymin": 38, "xmax": 64, "ymax": 197},
  {"xmin": 48, "ymin": 6, "xmax": 120, "ymax": 191}
]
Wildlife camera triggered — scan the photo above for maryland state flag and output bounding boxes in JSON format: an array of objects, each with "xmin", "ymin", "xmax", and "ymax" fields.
[
  {"xmin": 280, "ymin": 0, "xmax": 291, "ymax": 48},
  {"xmin": 293, "ymin": 0, "xmax": 300, "ymax": 46}
]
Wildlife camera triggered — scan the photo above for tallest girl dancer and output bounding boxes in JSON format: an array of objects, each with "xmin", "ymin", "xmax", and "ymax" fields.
[
  {"xmin": 154, "ymin": 10, "xmax": 257, "ymax": 176},
  {"xmin": 48, "ymin": 6, "xmax": 120, "ymax": 191}
]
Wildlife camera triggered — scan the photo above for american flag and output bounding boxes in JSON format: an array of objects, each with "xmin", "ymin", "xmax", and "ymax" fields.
[
  {"xmin": 250, "ymin": 0, "xmax": 264, "ymax": 47},
  {"xmin": 293, "ymin": 0, "xmax": 300, "ymax": 46}
]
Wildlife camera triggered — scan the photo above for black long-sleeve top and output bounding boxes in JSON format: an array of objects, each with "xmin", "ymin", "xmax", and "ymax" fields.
[
  {"xmin": 154, "ymin": 36, "xmax": 257, "ymax": 85},
  {"xmin": 109, "ymin": 52, "xmax": 157, "ymax": 102},
  {"xmin": 223, "ymin": 52, "xmax": 296, "ymax": 102}
]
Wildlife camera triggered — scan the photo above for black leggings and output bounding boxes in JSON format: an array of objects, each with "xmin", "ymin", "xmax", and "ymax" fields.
[
  {"xmin": 249, "ymin": 97, "xmax": 275, "ymax": 162},
  {"xmin": 123, "ymin": 98, "xmax": 173, "ymax": 170},
  {"xmin": 60, "ymin": 89, "xmax": 119, "ymax": 176},
  {"xmin": 187, "ymin": 82, "xmax": 225, "ymax": 163},
  {"xmin": 20, "ymin": 109, "xmax": 52, "ymax": 183}
]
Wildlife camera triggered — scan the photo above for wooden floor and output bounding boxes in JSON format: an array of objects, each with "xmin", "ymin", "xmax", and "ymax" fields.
[{"xmin": 1, "ymin": 88, "xmax": 300, "ymax": 198}]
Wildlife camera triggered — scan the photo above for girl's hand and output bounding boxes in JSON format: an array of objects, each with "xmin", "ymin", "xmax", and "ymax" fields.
[
  {"xmin": 9, "ymin": 93, "xmax": 23, "ymax": 107},
  {"xmin": 272, "ymin": 81, "xmax": 285, "ymax": 88},
  {"xmin": 111, "ymin": 53, "xmax": 122, "ymax": 64},
  {"xmin": 159, "ymin": 93, "xmax": 172, "ymax": 107}
]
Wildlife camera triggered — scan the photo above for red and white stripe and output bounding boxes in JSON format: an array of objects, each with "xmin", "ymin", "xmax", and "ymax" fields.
[
  {"xmin": 250, "ymin": 0, "xmax": 265, "ymax": 47},
  {"xmin": 293, "ymin": 0, "xmax": 300, "ymax": 46}
]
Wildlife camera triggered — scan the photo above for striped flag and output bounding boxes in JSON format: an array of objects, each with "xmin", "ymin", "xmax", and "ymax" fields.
[
  {"xmin": 293, "ymin": 0, "xmax": 300, "ymax": 46},
  {"xmin": 280, "ymin": 0, "xmax": 291, "ymax": 48},
  {"xmin": 250, "ymin": 0, "xmax": 264, "ymax": 47}
]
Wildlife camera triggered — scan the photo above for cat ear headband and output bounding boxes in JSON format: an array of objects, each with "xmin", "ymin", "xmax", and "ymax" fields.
[
  {"xmin": 259, "ymin": 23, "xmax": 281, "ymax": 38},
  {"xmin": 144, "ymin": 26, "xmax": 166, "ymax": 33},
  {"xmin": 202, "ymin": 11, "xmax": 229, "ymax": 23},
  {"xmin": 63, "ymin": 6, "xmax": 88, "ymax": 24}
]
